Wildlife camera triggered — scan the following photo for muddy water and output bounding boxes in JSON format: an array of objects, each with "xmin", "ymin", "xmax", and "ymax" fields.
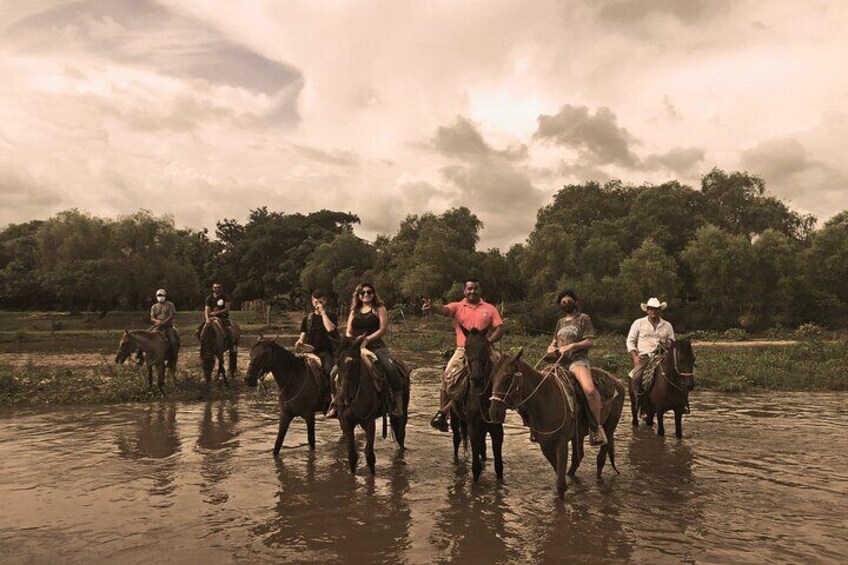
[{"xmin": 1, "ymin": 367, "xmax": 846, "ymax": 564}]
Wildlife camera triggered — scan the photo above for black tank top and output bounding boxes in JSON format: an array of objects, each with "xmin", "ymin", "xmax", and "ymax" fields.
[{"xmin": 351, "ymin": 308, "xmax": 385, "ymax": 348}]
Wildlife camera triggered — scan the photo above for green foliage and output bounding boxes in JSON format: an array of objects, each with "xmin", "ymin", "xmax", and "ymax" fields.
[{"xmin": 618, "ymin": 237, "xmax": 682, "ymax": 309}]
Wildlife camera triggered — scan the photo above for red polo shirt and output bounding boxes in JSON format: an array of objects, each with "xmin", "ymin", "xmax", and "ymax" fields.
[{"xmin": 444, "ymin": 298, "xmax": 504, "ymax": 346}]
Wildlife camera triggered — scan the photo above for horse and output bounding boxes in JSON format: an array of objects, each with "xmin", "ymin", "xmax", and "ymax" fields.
[
  {"xmin": 196, "ymin": 320, "xmax": 241, "ymax": 386},
  {"xmin": 335, "ymin": 335, "xmax": 410, "ymax": 474},
  {"xmin": 452, "ymin": 327, "xmax": 504, "ymax": 482},
  {"xmin": 489, "ymin": 349, "xmax": 623, "ymax": 498},
  {"xmin": 245, "ymin": 337, "xmax": 331, "ymax": 456},
  {"xmin": 115, "ymin": 329, "xmax": 180, "ymax": 394},
  {"xmin": 629, "ymin": 338, "xmax": 696, "ymax": 438}
]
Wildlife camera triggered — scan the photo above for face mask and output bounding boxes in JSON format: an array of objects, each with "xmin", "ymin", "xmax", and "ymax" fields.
[
  {"xmin": 157, "ymin": 296, "xmax": 166, "ymax": 303},
  {"xmin": 561, "ymin": 302, "xmax": 576, "ymax": 313}
]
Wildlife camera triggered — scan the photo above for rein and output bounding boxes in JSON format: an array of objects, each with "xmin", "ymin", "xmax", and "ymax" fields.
[
  {"xmin": 491, "ymin": 361, "xmax": 573, "ymax": 437},
  {"xmin": 341, "ymin": 353, "xmax": 379, "ymax": 421},
  {"xmin": 659, "ymin": 345, "xmax": 690, "ymax": 395}
]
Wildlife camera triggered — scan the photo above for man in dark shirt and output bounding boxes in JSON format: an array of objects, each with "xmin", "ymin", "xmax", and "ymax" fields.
[
  {"xmin": 295, "ymin": 288, "xmax": 338, "ymax": 379},
  {"xmin": 204, "ymin": 282, "xmax": 233, "ymax": 349}
]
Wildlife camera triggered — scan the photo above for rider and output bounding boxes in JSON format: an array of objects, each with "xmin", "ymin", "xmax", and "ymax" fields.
[
  {"xmin": 336, "ymin": 282, "xmax": 404, "ymax": 418},
  {"xmin": 423, "ymin": 278, "xmax": 504, "ymax": 432},
  {"xmin": 626, "ymin": 297, "xmax": 676, "ymax": 414},
  {"xmin": 294, "ymin": 287, "xmax": 338, "ymax": 381},
  {"xmin": 547, "ymin": 289, "xmax": 606, "ymax": 446},
  {"xmin": 204, "ymin": 282, "xmax": 233, "ymax": 350},
  {"xmin": 150, "ymin": 288, "xmax": 178, "ymax": 349}
]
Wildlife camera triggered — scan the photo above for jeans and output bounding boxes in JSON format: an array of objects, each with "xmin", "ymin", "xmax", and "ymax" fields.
[{"xmin": 369, "ymin": 346, "xmax": 403, "ymax": 392}]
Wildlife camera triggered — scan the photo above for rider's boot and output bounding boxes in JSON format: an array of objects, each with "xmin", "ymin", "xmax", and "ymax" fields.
[
  {"xmin": 587, "ymin": 391, "xmax": 608, "ymax": 447},
  {"xmin": 430, "ymin": 389, "xmax": 449, "ymax": 432},
  {"xmin": 589, "ymin": 425, "xmax": 608, "ymax": 447}
]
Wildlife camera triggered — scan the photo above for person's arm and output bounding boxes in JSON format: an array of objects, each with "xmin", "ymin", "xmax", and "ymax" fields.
[
  {"xmin": 561, "ymin": 338, "xmax": 594, "ymax": 354},
  {"xmin": 296, "ymin": 316, "xmax": 307, "ymax": 346},
  {"xmin": 319, "ymin": 307, "xmax": 337, "ymax": 333},
  {"xmin": 150, "ymin": 306, "xmax": 158, "ymax": 325},
  {"xmin": 626, "ymin": 320, "xmax": 641, "ymax": 366},
  {"xmin": 364, "ymin": 307, "xmax": 388, "ymax": 345},
  {"xmin": 345, "ymin": 310, "xmax": 355, "ymax": 337},
  {"xmin": 204, "ymin": 304, "xmax": 211, "ymax": 323},
  {"xmin": 422, "ymin": 298, "xmax": 453, "ymax": 318},
  {"xmin": 485, "ymin": 306, "xmax": 505, "ymax": 344},
  {"xmin": 667, "ymin": 322, "xmax": 675, "ymax": 341},
  {"xmin": 160, "ymin": 304, "xmax": 175, "ymax": 326},
  {"xmin": 487, "ymin": 325, "xmax": 504, "ymax": 344},
  {"xmin": 219, "ymin": 299, "xmax": 231, "ymax": 316}
]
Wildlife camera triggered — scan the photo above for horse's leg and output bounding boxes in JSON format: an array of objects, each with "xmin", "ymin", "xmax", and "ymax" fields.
[
  {"xmin": 451, "ymin": 416, "xmax": 462, "ymax": 462},
  {"xmin": 470, "ymin": 423, "xmax": 484, "ymax": 481},
  {"xmin": 343, "ymin": 419, "xmax": 358, "ymax": 474},
  {"xmin": 365, "ymin": 418, "xmax": 376, "ymax": 475},
  {"xmin": 657, "ymin": 411, "xmax": 665, "ymax": 437},
  {"xmin": 480, "ymin": 429, "xmax": 488, "ymax": 462},
  {"xmin": 630, "ymin": 385, "xmax": 638, "ymax": 426},
  {"xmin": 555, "ymin": 438, "xmax": 569, "ymax": 499},
  {"xmin": 674, "ymin": 409, "xmax": 683, "ymax": 439},
  {"xmin": 305, "ymin": 412, "xmax": 316, "ymax": 450},
  {"xmin": 229, "ymin": 349, "xmax": 237, "ymax": 377},
  {"xmin": 568, "ymin": 435, "xmax": 581, "ymax": 476},
  {"xmin": 540, "ymin": 441, "xmax": 557, "ymax": 470},
  {"xmin": 217, "ymin": 354, "xmax": 229, "ymax": 388},
  {"xmin": 273, "ymin": 410, "xmax": 294, "ymax": 457},
  {"xmin": 170, "ymin": 354, "xmax": 178, "ymax": 388},
  {"xmin": 490, "ymin": 424, "xmax": 504, "ymax": 480}
]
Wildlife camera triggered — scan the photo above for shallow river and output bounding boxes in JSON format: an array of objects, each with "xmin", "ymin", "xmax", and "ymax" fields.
[{"xmin": 1, "ymin": 369, "xmax": 846, "ymax": 564}]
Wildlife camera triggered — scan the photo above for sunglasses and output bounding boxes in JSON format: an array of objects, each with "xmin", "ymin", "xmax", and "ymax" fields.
[{"xmin": 359, "ymin": 290, "xmax": 374, "ymax": 296}]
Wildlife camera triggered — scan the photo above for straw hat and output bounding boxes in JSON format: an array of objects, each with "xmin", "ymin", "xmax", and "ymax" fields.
[{"xmin": 640, "ymin": 297, "xmax": 667, "ymax": 312}]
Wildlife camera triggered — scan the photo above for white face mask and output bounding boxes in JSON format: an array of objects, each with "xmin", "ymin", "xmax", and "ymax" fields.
[{"xmin": 157, "ymin": 296, "xmax": 166, "ymax": 303}]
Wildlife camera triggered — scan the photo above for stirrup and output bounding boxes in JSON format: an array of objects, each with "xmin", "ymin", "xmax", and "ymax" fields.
[{"xmin": 589, "ymin": 427, "xmax": 608, "ymax": 447}]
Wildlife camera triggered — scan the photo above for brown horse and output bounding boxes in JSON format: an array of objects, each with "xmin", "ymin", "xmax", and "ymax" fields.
[
  {"xmin": 629, "ymin": 338, "xmax": 696, "ymax": 438},
  {"xmin": 453, "ymin": 327, "xmax": 504, "ymax": 482},
  {"xmin": 335, "ymin": 335, "xmax": 410, "ymax": 474},
  {"xmin": 245, "ymin": 337, "xmax": 331, "ymax": 456},
  {"xmin": 196, "ymin": 320, "xmax": 240, "ymax": 386},
  {"xmin": 115, "ymin": 329, "xmax": 180, "ymax": 393},
  {"xmin": 489, "ymin": 350, "xmax": 623, "ymax": 498}
]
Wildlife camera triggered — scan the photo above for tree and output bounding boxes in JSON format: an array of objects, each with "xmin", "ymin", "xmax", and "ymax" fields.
[
  {"xmin": 618, "ymin": 238, "xmax": 682, "ymax": 312},
  {"xmin": 681, "ymin": 225, "xmax": 754, "ymax": 326},
  {"xmin": 300, "ymin": 232, "xmax": 377, "ymax": 302}
]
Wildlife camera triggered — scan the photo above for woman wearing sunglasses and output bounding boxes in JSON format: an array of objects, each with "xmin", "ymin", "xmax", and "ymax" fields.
[{"xmin": 341, "ymin": 282, "xmax": 404, "ymax": 418}]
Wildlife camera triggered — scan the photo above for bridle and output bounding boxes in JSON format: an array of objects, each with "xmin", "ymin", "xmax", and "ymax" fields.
[
  {"xmin": 658, "ymin": 342, "xmax": 694, "ymax": 394},
  {"xmin": 489, "ymin": 360, "xmax": 573, "ymax": 436}
]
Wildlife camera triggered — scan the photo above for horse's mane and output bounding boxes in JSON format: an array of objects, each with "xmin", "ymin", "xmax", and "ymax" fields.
[{"xmin": 255, "ymin": 339, "xmax": 301, "ymax": 373}]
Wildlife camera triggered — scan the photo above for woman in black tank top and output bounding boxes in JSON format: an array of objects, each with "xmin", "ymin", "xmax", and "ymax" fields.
[{"xmin": 343, "ymin": 282, "xmax": 404, "ymax": 416}]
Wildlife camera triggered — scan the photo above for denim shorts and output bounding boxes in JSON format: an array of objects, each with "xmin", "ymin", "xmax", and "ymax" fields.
[{"xmin": 569, "ymin": 359, "xmax": 591, "ymax": 371}]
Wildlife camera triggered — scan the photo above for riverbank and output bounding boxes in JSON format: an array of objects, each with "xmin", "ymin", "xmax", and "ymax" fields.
[{"xmin": 0, "ymin": 311, "xmax": 845, "ymax": 406}]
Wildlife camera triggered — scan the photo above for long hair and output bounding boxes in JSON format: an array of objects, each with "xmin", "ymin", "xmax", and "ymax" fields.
[{"xmin": 350, "ymin": 282, "xmax": 384, "ymax": 312}]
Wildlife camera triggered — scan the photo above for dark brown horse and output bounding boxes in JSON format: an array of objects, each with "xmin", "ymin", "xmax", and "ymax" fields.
[
  {"xmin": 335, "ymin": 335, "xmax": 410, "ymax": 474},
  {"xmin": 453, "ymin": 327, "xmax": 504, "ymax": 482},
  {"xmin": 115, "ymin": 329, "xmax": 180, "ymax": 393},
  {"xmin": 489, "ymin": 350, "xmax": 623, "ymax": 498},
  {"xmin": 245, "ymin": 337, "xmax": 331, "ymax": 456},
  {"xmin": 196, "ymin": 320, "xmax": 241, "ymax": 386},
  {"xmin": 629, "ymin": 338, "xmax": 696, "ymax": 438}
]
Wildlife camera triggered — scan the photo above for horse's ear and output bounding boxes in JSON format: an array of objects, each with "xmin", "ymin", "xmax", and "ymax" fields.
[
  {"xmin": 124, "ymin": 330, "xmax": 129, "ymax": 335},
  {"xmin": 355, "ymin": 334, "xmax": 367, "ymax": 347},
  {"xmin": 512, "ymin": 347, "xmax": 524, "ymax": 362},
  {"xmin": 273, "ymin": 334, "xmax": 280, "ymax": 343},
  {"xmin": 458, "ymin": 324, "xmax": 469, "ymax": 337}
]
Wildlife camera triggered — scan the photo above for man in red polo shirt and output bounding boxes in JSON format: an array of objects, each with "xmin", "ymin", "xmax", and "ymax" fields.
[{"xmin": 423, "ymin": 279, "xmax": 504, "ymax": 432}]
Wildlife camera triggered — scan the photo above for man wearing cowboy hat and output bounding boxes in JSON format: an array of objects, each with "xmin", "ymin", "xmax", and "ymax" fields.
[{"xmin": 626, "ymin": 297, "xmax": 675, "ymax": 412}]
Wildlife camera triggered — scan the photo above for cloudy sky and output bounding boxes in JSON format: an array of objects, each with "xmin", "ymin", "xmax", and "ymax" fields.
[{"xmin": 1, "ymin": 0, "xmax": 847, "ymax": 249}]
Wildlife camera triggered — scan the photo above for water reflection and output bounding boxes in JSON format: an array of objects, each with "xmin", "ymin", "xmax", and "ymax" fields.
[
  {"xmin": 114, "ymin": 402, "xmax": 181, "ymax": 496},
  {"xmin": 197, "ymin": 399, "xmax": 240, "ymax": 504},
  {"xmin": 253, "ymin": 448, "xmax": 414, "ymax": 564}
]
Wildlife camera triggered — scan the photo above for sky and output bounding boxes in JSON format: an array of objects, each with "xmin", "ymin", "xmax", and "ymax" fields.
[{"xmin": 1, "ymin": 0, "xmax": 847, "ymax": 249}]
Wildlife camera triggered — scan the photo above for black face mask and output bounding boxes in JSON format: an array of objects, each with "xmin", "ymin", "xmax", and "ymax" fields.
[{"xmin": 561, "ymin": 302, "xmax": 576, "ymax": 314}]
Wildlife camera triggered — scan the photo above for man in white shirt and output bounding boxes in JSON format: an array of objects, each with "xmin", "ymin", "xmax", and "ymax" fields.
[{"xmin": 626, "ymin": 297, "xmax": 675, "ymax": 411}]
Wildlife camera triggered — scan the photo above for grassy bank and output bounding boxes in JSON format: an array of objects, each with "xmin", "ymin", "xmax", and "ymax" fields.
[{"xmin": 387, "ymin": 329, "xmax": 848, "ymax": 394}]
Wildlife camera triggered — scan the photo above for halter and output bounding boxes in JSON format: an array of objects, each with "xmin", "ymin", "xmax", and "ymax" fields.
[
  {"xmin": 252, "ymin": 341, "xmax": 311, "ymax": 403},
  {"xmin": 338, "ymin": 351, "xmax": 380, "ymax": 421},
  {"xmin": 658, "ymin": 343, "xmax": 693, "ymax": 395},
  {"xmin": 490, "ymin": 361, "xmax": 573, "ymax": 436}
]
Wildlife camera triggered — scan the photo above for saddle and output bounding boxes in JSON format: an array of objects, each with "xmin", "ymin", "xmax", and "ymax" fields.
[
  {"xmin": 360, "ymin": 349, "xmax": 386, "ymax": 392},
  {"xmin": 542, "ymin": 365, "xmax": 619, "ymax": 426},
  {"xmin": 299, "ymin": 352, "xmax": 327, "ymax": 391}
]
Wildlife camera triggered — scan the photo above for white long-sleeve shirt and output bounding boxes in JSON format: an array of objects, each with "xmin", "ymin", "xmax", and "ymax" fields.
[{"xmin": 626, "ymin": 316, "xmax": 675, "ymax": 355}]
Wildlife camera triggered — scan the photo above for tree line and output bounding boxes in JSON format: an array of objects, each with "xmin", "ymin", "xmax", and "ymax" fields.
[{"xmin": 1, "ymin": 168, "xmax": 846, "ymax": 332}]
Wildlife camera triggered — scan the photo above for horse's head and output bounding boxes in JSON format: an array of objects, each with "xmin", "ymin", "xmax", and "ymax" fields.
[
  {"xmin": 115, "ymin": 330, "xmax": 133, "ymax": 364},
  {"xmin": 673, "ymin": 338, "xmax": 697, "ymax": 392},
  {"xmin": 246, "ymin": 336, "xmax": 277, "ymax": 387},
  {"xmin": 460, "ymin": 325, "xmax": 492, "ymax": 385},
  {"xmin": 488, "ymin": 348, "xmax": 523, "ymax": 424},
  {"xmin": 335, "ymin": 335, "xmax": 366, "ymax": 404}
]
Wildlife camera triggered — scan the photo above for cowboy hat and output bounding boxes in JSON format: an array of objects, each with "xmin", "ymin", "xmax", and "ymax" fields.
[{"xmin": 640, "ymin": 297, "xmax": 667, "ymax": 312}]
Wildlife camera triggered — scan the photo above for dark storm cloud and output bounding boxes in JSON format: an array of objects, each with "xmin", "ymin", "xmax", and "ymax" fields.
[
  {"xmin": 534, "ymin": 104, "xmax": 640, "ymax": 167},
  {"xmin": 5, "ymin": 0, "xmax": 303, "ymax": 124},
  {"xmin": 596, "ymin": 0, "xmax": 734, "ymax": 25}
]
